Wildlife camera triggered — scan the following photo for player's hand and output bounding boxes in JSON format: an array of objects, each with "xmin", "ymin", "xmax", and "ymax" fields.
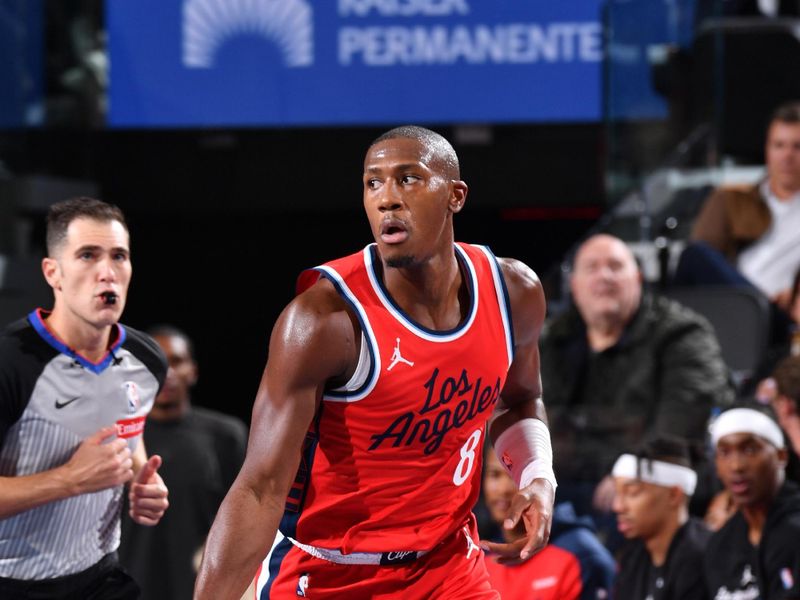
[
  {"xmin": 129, "ymin": 455, "xmax": 169, "ymax": 526},
  {"xmin": 481, "ymin": 478, "xmax": 554, "ymax": 565},
  {"xmin": 63, "ymin": 426, "xmax": 134, "ymax": 494}
]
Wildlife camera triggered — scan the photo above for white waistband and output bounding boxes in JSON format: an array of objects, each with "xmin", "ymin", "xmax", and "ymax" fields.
[{"xmin": 287, "ymin": 537, "xmax": 427, "ymax": 566}]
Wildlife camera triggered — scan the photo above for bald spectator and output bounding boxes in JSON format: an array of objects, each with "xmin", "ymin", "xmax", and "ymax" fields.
[{"xmin": 540, "ymin": 234, "xmax": 733, "ymax": 543}]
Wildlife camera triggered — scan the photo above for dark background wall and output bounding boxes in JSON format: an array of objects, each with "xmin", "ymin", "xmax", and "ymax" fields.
[{"xmin": 2, "ymin": 123, "xmax": 604, "ymax": 422}]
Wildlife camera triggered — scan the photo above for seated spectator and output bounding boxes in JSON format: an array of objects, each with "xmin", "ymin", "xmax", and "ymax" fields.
[
  {"xmin": 677, "ymin": 102, "xmax": 800, "ymax": 315},
  {"xmin": 481, "ymin": 449, "xmax": 615, "ymax": 600},
  {"xmin": 612, "ymin": 436, "xmax": 711, "ymax": 600},
  {"xmin": 705, "ymin": 408, "xmax": 800, "ymax": 599},
  {"xmin": 756, "ymin": 356, "xmax": 800, "ymax": 483},
  {"xmin": 119, "ymin": 325, "xmax": 248, "ymax": 600},
  {"xmin": 540, "ymin": 233, "xmax": 733, "ymax": 543}
]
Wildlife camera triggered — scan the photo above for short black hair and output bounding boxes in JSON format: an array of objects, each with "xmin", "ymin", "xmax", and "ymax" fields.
[
  {"xmin": 370, "ymin": 125, "xmax": 460, "ymax": 180},
  {"xmin": 771, "ymin": 101, "xmax": 800, "ymax": 125},
  {"xmin": 627, "ymin": 435, "xmax": 693, "ymax": 478},
  {"xmin": 146, "ymin": 324, "xmax": 195, "ymax": 360},
  {"xmin": 46, "ymin": 197, "xmax": 128, "ymax": 256}
]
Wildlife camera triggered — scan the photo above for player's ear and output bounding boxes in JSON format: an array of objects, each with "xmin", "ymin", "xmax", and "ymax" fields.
[
  {"xmin": 42, "ymin": 257, "xmax": 61, "ymax": 291},
  {"xmin": 449, "ymin": 180, "xmax": 468, "ymax": 214}
]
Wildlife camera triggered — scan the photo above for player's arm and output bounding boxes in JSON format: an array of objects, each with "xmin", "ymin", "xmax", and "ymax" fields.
[
  {"xmin": 0, "ymin": 425, "xmax": 134, "ymax": 519},
  {"xmin": 484, "ymin": 257, "xmax": 554, "ymax": 564},
  {"xmin": 195, "ymin": 281, "xmax": 356, "ymax": 600}
]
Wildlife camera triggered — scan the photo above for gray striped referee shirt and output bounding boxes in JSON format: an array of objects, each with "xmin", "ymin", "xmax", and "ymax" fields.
[{"xmin": 0, "ymin": 310, "xmax": 166, "ymax": 580}]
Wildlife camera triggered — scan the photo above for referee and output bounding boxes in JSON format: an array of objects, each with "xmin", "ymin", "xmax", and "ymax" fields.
[{"xmin": 0, "ymin": 198, "xmax": 168, "ymax": 599}]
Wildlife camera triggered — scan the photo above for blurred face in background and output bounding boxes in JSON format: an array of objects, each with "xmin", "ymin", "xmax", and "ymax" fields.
[
  {"xmin": 765, "ymin": 120, "xmax": 800, "ymax": 197},
  {"xmin": 153, "ymin": 333, "xmax": 197, "ymax": 411},
  {"xmin": 570, "ymin": 235, "xmax": 643, "ymax": 328},
  {"xmin": 715, "ymin": 433, "xmax": 786, "ymax": 509},
  {"xmin": 612, "ymin": 477, "xmax": 674, "ymax": 541}
]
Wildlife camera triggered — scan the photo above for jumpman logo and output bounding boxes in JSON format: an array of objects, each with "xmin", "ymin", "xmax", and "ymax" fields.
[
  {"xmin": 463, "ymin": 526, "xmax": 480, "ymax": 559},
  {"xmin": 386, "ymin": 337, "xmax": 414, "ymax": 371},
  {"xmin": 741, "ymin": 564, "xmax": 756, "ymax": 586}
]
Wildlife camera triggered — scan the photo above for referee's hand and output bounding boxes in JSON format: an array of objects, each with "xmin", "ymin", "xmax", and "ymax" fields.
[
  {"xmin": 129, "ymin": 455, "xmax": 169, "ymax": 526},
  {"xmin": 64, "ymin": 426, "xmax": 134, "ymax": 494}
]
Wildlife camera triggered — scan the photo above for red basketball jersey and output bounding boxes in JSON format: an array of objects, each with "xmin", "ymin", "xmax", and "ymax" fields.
[{"xmin": 285, "ymin": 243, "xmax": 514, "ymax": 554}]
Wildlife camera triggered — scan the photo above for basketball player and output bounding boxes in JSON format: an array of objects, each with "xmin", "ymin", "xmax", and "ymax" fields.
[
  {"xmin": 0, "ymin": 197, "xmax": 169, "ymax": 599},
  {"xmin": 195, "ymin": 126, "xmax": 556, "ymax": 599}
]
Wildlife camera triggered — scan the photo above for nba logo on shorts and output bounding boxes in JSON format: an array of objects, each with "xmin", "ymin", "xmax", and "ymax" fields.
[
  {"xmin": 296, "ymin": 573, "xmax": 310, "ymax": 597},
  {"xmin": 123, "ymin": 381, "xmax": 141, "ymax": 413}
]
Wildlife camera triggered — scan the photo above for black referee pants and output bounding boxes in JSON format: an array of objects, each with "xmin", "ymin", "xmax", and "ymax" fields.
[{"xmin": 0, "ymin": 553, "xmax": 139, "ymax": 600}]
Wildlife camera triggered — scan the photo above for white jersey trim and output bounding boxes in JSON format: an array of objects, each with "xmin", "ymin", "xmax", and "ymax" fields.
[
  {"xmin": 326, "ymin": 331, "xmax": 370, "ymax": 398},
  {"xmin": 316, "ymin": 265, "xmax": 381, "ymax": 403},
  {"xmin": 364, "ymin": 244, "xmax": 480, "ymax": 343},
  {"xmin": 476, "ymin": 245, "xmax": 514, "ymax": 369}
]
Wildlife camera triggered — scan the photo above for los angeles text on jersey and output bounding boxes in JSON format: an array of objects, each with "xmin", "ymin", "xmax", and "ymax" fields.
[{"xmin": 368, "ymin": 367, "xmax": 500, "ymax": 454}]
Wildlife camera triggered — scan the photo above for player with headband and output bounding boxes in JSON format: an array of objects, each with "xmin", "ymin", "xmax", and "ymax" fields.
[
  {"xmin": 612, "ymin": 435, "xmax": 711, "ymax": 600},
  {"xmin": 705, "ymin": 407, "xmax": 800, "ymax": 600}
]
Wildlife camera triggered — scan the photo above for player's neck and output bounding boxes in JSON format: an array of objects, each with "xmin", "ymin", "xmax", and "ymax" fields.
[
  {"xmin": 741, "ymin": 505, "xmax": 768, "ymax": 546},
  {"xmin": 381, "ymin": 250, "xmax": 465, "ymax": 330},
  {"xmin": 46, "ymin": 306, "xmax": 113, "ymax": 362},
  {"xmin": 645, "ymin": 510, "xmax": 685, "ymax": 567},
  {"xmin": 740, "ymin": 485, "xmax": 780, "ymax": 545}
]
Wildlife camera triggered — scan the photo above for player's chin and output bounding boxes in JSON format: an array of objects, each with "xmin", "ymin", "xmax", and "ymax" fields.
[{"xmin": 384, "ymin": 252, "xmax": 416, "ymax": 269}]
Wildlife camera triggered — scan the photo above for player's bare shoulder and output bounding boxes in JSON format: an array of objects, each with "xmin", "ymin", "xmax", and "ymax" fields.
[
  {"xmin": 496, "ymin": 257, "xmax": 546, "ymax": 345},
  {"xmin": 270, "ymin": 277, "xmax": 360, "ymax": 385}
]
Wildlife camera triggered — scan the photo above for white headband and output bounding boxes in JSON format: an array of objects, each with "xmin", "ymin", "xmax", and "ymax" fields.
[
  {"xmin": 611, "ymin": 454, "xmax": 697, "ymax": 495},
  {"xmin": 710, "ymin": 408, "xmax": 784, "ymax": 449}
]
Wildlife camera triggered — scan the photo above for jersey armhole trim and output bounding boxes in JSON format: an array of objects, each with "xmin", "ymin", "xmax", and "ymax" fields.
[
  {"xmin": 475, "ymin": 245, "xmax": 515, "ymax": 367},
  {"xmin": 315, "ymin": 266, "xmax": 381, "ymax": 402}
]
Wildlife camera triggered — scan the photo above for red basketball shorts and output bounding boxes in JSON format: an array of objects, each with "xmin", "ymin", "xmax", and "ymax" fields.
[{"xmin": 256, "ymin": 515, "xmax": 499, "ymax": 600}]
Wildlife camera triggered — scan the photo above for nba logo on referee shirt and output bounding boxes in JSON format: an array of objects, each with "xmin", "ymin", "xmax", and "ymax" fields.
[
  {"xmin": 123, "ymin": 381, "xmax": 141, "ymax": 413},
  {"xmin": 296, "ymin": 573, "xmax": 310, "ymax": 596}
]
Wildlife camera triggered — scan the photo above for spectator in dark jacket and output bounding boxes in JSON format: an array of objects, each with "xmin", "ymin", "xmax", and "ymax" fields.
[{"xmin": 540, "ymin": 234, "xmax": 734, "ymax": 543}]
